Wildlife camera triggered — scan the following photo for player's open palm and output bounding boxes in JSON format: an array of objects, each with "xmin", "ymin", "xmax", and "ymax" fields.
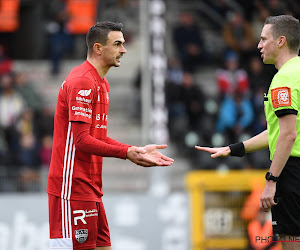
[
  {"xmin": 127, "ymin": 145, "xmax": 174, "ymax": 167},
  {"xmin": 195, "ymin": 146, "xmax": 231, "ymax": 158},
  {"xmin": 142, "ymin": 144, "xmax": 174, "ymax": 167}
]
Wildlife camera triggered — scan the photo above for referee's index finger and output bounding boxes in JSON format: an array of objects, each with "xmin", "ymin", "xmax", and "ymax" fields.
[{"xmin": 195, "ymin": 146, "xmax": 212, "ymax": 151}]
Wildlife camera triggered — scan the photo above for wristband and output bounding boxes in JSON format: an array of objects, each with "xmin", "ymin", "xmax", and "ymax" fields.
[{"xmin": 229, "ymin": 142, "xmax": 245, "ymax": 157}]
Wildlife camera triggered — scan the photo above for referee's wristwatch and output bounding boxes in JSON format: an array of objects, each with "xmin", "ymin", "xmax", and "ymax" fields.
[{"xmin": 265, "ymin": 171, "xmax": 280, "ymax": 182}]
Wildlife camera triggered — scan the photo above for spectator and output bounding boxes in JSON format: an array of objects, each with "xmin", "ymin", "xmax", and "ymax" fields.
[
  {"xmin": 35, "ymin": 105, "xmax": 54, "ymax": 139},
  {"xmin": 16, "ymin": 108, "xmax": 36, "ymax": 136},
  {"xmin": 216, "ymin": 51, "xmax": 253, "ymax": 142},
  {"xmin": 166, "ymin": 57, "xmax": 183, "ymax": 86},
  {"xmin": 15, "ymin": 72, "xmax": 43, "ymax": 112},
  {"xmin": 18, "ymin": 132, "xmax": 41, "ymax": 191},
  {"xmin": 40, "ymin": 135, "xmax": 53, "ymax": 169},
  {"xmin": 0, "ymin": 73, "xmax": 25, "ymax": 153},
  {"xmin": 173, "ymin": 11, "xmax": 207, "ymax": 72},
  {"xmin": 165, "ymin": 58, "xmax": 185, "ymax": 135},
  {"xmin": 248, "ymin": 56, "xmax": 272, "ymax": 94},
  {"xmin": 216, "ymin": 90, "xmax": 254, "ymax": 142},
  {"xmin": 166, "ymin": 84, "xmax": 185, "ymax": 140},
  {"xmin": 216, "ymin": 51, "xmax": 249, "ymax": 98},
  {"xmin": 181, "ymin": 72, "xmax": 205, "ymax": 131},
  {"xmin": 46, "ymin": 0, "xmax": 73, "ymax": 75},
  {"xmin": 16, "ymin": 109, "xmax": 41, "ymax": 191},
  {"xmin": 222, "ymin": 12, "xmax": 257, "ymax": 66}
]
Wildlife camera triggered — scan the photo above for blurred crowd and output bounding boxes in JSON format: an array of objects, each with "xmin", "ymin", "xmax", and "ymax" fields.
[
  {"xmin": 163, "ymin": 0, "xmax": 299, "ymax": 170},
  {"xmin": 0, "ymin": 0, "xmax": 129, "ymax": 192},
  {"xmin": 1, "ymin": 0, "xmax": 300, "ymax": 191},
  {"xmin": 0, "ymin": 45, "xmax": 54, "ymax": 192}
]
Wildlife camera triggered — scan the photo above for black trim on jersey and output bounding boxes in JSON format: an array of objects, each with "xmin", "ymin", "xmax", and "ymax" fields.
[{"xmin": 275, "ymin": 109, "xmax": 298, "ymax": 117}]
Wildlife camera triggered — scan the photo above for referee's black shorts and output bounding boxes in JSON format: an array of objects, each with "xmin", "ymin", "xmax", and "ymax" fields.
[{"xmin": 272, "ymin": 156, "xmax": 300, "ymax": 235}]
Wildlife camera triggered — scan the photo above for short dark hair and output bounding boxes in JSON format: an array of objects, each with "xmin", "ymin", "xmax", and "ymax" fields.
[
  {"xmin": 265, "ymin": 15, "xmax": 300, "ymax": 53},
  {"xmin": 86, "ymin": 21, "xmax": 123, "ymax": 54}
]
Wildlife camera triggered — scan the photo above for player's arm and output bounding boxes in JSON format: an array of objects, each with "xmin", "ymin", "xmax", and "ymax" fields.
[
  {"xmin": 260, "ymin": 114, "xmax": 297, "ymax": 211},
  {"xmin": 104, "ymin": 136, "xmax": 131, "ymax": 148},
  {"xmin": 72, "ymin": 121, "xmax": 129, "ymax": 159},
  {"xmin": 72, "ymin": 122, "xmax": 173, "ymax": 166},
  {"xmin": 195, "ymin": 130, "xmax": 269, "ymax": 158}
]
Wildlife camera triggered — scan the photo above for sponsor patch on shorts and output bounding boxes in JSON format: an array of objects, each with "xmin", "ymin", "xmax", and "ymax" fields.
[{"xmin": 271, "ymin": 87, "xmax": 291, "ymax": 108}]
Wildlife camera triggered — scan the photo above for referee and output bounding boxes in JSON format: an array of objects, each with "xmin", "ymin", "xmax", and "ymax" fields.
[{"xmin": 196, "ymin": 15, "xmax": 300, "ymax": 250}]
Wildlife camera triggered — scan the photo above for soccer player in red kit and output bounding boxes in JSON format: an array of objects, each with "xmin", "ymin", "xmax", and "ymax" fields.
[{"xmin": 47, "ymin": 21, "xmax": 174, "ymax": 250}]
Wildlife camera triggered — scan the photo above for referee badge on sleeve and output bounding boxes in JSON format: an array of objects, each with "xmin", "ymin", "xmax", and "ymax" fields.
[{"xmin": 271, "ymin": 87, "xmax": 291, "ymax": 108}]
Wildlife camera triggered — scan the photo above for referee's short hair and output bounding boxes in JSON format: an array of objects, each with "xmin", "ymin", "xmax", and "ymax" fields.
[
  {"xmin": 265, "ymin": 15, "xmax": 300, "ymax": 53},
  {"xmin": 86, "ymin": 21, "xmax": 123, "ymax": 54}
]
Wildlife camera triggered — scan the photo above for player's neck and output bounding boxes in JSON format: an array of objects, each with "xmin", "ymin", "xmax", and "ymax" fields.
[{"xmin": 87, "ymin": 56, "xmax": 110, "ymax": 78}]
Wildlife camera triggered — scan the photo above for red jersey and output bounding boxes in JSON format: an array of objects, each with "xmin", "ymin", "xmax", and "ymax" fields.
[{"xmin": 47, "ymin": 61, "xmax": 129, "ymax": 201}]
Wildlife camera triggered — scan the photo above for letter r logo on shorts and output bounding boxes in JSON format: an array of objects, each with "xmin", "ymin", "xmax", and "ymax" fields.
[
  {"xmin": 73, "ymin": 210, "xmax": 87, "ymax": 225},
  {"xmin": 271, "ymin": 87, "xmax": 291, "ymax": 108}
]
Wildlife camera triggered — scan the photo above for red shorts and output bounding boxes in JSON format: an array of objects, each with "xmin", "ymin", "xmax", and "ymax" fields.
[{"xmin": 48, "ymin": 194, "xmax": 111, "ymax": 250}]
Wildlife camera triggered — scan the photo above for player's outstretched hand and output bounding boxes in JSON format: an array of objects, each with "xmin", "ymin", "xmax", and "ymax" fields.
[
  {"xmin": 195, "ymin": 146, "xmax": 231, "ymax": 158},
  {"xmin": 127, "ymin": 145, "xmax": 174, "ymax": 167},
  {"xmin": 143, "ymin": 144, "xmax": 174, "ymax": 167}
]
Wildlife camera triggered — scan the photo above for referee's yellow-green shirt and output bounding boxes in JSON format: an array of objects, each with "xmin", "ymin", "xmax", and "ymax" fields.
[{"xmin": 264, "ymin": 56, "xmax": 300, "ymax": 160}]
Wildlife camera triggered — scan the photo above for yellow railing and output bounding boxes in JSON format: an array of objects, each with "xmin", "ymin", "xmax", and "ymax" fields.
[{"xmin": 185, "ymin": 170, "xmax": 267, "ymax": 250}]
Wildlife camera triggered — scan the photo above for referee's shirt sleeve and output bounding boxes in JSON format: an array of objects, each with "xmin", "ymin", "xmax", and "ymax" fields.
[{"xmin": 270, "ymin": 74, "xmax": 298, "ymax": 117}]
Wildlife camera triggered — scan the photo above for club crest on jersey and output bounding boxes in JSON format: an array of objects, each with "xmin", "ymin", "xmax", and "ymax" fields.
[
  {"xmin": 75, "ymin": 229, "xmax": 88, "ymax": 244},
  {"xmin": 271, "ymin": 87, "xmax": 291, "ymax": 108},
  {"xmin": 78, "ymin": 89, "xmax": 92, "ymax": 97}
]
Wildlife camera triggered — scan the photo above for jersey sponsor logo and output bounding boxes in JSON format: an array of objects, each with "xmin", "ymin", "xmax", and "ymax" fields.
[
  {"xmin": 74, "ymin": 111, "xmax": 91, "ymax": 119},
  {"xmin": 74, "ymin": 229, "xmax": 88, "ymax": 244},
  {"xmin": 72, "ymin": 106, "xmax": 92, "ymax": 113},
  {"xmin": 78, "ymin": 89, "xmax": 92, "ymax": 97},
  {"xmin": 76, "ymin": 96, "xmax": 92, "ymax": 104},
  {"xmin": 76, "ymin": 89, "xmax": 92, "ymax": 104},
  {"xmin": 95, "ymin": 124, "xmax": 107, "ymax": 129},
  {"xmin": 96, "ymin": 113, "xmax": 108, "ymax": 121},
  {"xmin": 271, "ymin": 87, "xmax": 291, "ymax": 108},
  {"xmin": 72, "ymin": 105, "xmax": 92, "ymax": 119}
]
